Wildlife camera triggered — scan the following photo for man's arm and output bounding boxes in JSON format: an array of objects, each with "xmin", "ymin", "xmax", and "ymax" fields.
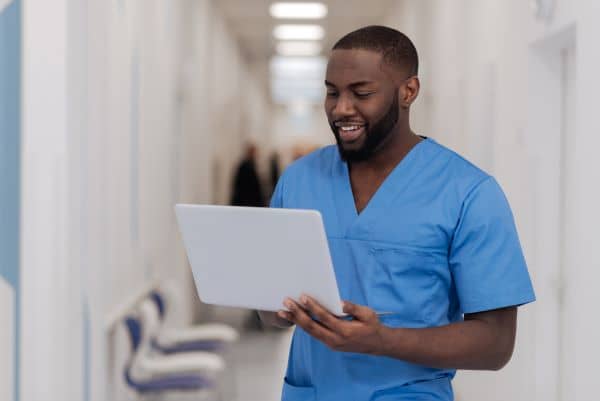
[
  {"xmin": 280, "ymin": 296, "xmax": 517, "ymax": 371},
  {"xmin": 378, "ymin": 306, "xmax": 516, "ymax": 370}
]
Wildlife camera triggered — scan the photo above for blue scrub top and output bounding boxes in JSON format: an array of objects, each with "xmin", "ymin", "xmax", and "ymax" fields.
[{"xmin": 271, "ymin": 138, "xmax": 535, "ymax": 401}]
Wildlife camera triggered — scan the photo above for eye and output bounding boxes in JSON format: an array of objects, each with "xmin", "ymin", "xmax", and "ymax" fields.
[
  {"xmin": 355, "ymin": 92, "xmax": 374, "ymax": 98},
  {"xmin": 326, "ymin": 91, "xmax": 339, "ymax": 98}
]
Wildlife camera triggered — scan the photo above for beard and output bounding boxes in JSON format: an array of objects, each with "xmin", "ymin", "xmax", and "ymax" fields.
[{"xmin": 331, "ymin": 92, "xmax": 399, "ymax": 163}]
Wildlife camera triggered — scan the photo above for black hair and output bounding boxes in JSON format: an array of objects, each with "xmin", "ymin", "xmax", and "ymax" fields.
[{"xmin": 332, "ymin": 25, "xmax": 419, "ymax": 76}]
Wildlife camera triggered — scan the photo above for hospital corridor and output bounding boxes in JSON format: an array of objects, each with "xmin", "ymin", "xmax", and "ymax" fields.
[{"xmin": 2, "ymin": 1, "xmax": 600, "ymax": 401}]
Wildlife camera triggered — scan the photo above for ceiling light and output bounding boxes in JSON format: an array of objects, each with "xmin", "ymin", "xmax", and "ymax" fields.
[
  {"xmin": 276, "ymin": 41, "xmax": 322, "ymax": 56},
  {"xmin": 270, "ymin": 56, "xmax": 327, "ymax": 104},
  {"xmin": 270, "ymin": 2, "xmax": 328, "ymax": 19},
  {"xmin": 270, "ymin": 56, "xmax": 327, "ymax": 80},
  {"xmin": 273, "ymin": 24, "xmax": 324, "ymax": 41}
]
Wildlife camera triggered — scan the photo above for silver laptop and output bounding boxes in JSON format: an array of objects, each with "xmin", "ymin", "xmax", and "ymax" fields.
[{"xmin": 175, "ymin": 204, "xmax": 345, "ymax": 316}]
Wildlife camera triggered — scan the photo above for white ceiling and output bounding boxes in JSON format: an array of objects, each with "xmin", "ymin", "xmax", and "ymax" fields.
[
  {"xmin": 216, "ymin": 0, "xmax": 398, "ymax": 100},
  {"xmin": 217, "ymin": 0, "xmax": 398, "ymax": 62}
]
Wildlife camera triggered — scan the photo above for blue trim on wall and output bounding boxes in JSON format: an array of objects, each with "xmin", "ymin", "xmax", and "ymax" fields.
[
  {"xmin": 83, "ymin": 299, "xmax": 91, "ymax": 401},
  {"xmin": 130, "ymin": 45, "xmax": 140, "ymax": 246},
  {"xmin": 0, "ymin": 1, "xmax": 21, "ymax": 400}
]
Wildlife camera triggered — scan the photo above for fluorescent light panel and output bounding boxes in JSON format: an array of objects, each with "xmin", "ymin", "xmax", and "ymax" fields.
[
  {"xmin": 276, "ymin": 41, "xmax": 322, "ymax": 56},
  {"xmin": 270, "ymin": 56, "xmax": 326, "ymax": 104},
  {"xmin": 270, "ymin": 56, "xmax": 326, "ymax": 78},
  {"xmin": 270, "ymin": 2, "xmax": 328, "ymax": 19},
  {"xmin": 273, "ymin": 24, "xmax": 324, "ymax": 40},
  {"xmin": 271, "ymin": 81, "xmax": 324, "ymax": 104}
]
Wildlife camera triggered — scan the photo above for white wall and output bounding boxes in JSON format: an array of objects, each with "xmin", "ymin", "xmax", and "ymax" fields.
[
  {"xmin": 20, "ymin": 1, "xmax": 271, "ymax": 400},
  {"xmin": 562, "ymin": 5, "xmax": 600, "ymax": 401},
  {"xmin": 0, "ymin": 277, "xmax": 15, "ymax": 401},
  {"xmin": 21, "ymin": 1, "xmax": 74, "ymax": 399},
  {"xmin": 385, "ymin": 1, "xmax": 600, "ymax": 401}
]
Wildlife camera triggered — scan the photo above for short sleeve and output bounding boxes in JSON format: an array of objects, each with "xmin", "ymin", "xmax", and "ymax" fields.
[
  {"xmin": 269, "ymin": 174, "xmax": 285, "ymax": 208},
  {"xmin": 449, "ymin": 177, "xmax": 535, "ymax": 314}
]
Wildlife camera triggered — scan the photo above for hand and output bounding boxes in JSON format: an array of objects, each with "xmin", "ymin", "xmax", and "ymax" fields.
[{"xmin": 278, "ymin": 295, "xmax": 386, "ymax": 355}]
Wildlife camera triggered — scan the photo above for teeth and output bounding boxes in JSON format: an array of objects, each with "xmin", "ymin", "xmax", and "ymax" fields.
[{"xmin": 340, "ymin": 126, "xmax": 359, "ymax": 131}]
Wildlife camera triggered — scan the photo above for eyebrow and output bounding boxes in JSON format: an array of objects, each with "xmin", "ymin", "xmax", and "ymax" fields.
[{"xmin": 324, "ymin": 80, "xmax": 376, "ymax": 88}]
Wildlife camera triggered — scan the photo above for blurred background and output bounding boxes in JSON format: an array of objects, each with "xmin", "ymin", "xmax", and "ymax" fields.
[{"xmin": 1, "ymin": 0, "xmax": 599, "ymax": 400}]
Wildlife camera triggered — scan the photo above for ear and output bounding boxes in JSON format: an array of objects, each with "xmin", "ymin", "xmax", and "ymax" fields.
[{"xmin": 400, "ymin": 76, "xmax": 420, "ymax": 108}]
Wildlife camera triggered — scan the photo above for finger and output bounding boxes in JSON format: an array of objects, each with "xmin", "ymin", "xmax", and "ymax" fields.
[
  {"xmin": 277, "ymin": 310, "xmax": 293, "ymax": 322},
  {"xmin": 284, "ymin": 298, "xmax": 316, "ymax": 328},
  {"xmin": 285, "ymin": 299, "xmax": 319, "ymax": 330},
  {"xmin": 284, "ymin": 298, "xmax": 341, "ymax": 346},
  {"xmin": 343, "ymin": 301, "xmax": 377, "ymax": 322},
  {"xmin": 283, "ymin": 298, "xmax": 311, "ymax": 323},
  {"xmin": 300, "ymin": 295, "xmax": 345, "ymax": 332}
]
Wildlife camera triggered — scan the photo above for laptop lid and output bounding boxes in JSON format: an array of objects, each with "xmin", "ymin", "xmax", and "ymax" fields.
[{"xmin": 175, "ymin": 204, "xmax": 344, "ymax": 316}]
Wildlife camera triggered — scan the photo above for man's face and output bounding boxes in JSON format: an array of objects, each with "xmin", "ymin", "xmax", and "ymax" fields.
[{"xmin": 325, "ymin": 49, "xmax": 399, "ymax": 162}]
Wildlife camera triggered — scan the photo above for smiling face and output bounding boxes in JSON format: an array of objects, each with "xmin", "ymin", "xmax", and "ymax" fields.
[{"xmin": 325, "ymin": 49, "xmax": 401, "ymax": 162}]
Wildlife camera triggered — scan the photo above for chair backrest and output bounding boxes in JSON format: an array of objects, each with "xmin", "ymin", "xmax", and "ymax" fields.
[
  {"xmin": 123, "ymin": 315, "xmax": 143, "ymax": 388},
  {"xmin": 150, "ymin": 291, "xmax": 166, "ymax": 320},
  {"xmin": 159, "ymin": 281, "xmax": 184, "ymax": 322},
  {"xmin": 124, "ymin": 300, "xmax": 159, "ymax": 363},
  {"xmin": 125, "ymin": 316, "xmax": 142, "ymax": 352},
  {"xmin": 139, "ymin": 298, "xmax": 162, "ymax": 352},
  {"xmin": 124, "ymin": 302, "xmax": 160, "ymax": 386}
]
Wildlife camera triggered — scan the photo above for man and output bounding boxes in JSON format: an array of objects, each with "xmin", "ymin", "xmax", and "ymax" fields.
[
  {"xmin": 259, "ymin": 26, "xmax": 535, "ymax": 401},
  {"xmin": 230, "ymin": 143, "xmax": 265, "ymax": 207}
]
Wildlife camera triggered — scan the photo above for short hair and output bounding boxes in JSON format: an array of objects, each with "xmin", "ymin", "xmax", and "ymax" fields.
[{"xmin": 332, "ymin": 25, "xmax": 419, "ymax": 76}]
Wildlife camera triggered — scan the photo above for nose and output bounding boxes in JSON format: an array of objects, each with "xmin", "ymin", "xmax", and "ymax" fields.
[{"xmin": 331, "ymin": 93, "xmax": 356, "ymax": 119}]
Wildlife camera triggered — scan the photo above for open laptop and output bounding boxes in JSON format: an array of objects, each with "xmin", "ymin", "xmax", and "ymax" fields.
[{"xmin": 175, "ymin": 204, "xmax": 345, "ymax": 316}]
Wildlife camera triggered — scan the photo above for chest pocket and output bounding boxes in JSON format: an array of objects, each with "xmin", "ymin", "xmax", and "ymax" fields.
[{"xmin": 363, "ymin": 246, "xmax": 438, "ymax": 328}]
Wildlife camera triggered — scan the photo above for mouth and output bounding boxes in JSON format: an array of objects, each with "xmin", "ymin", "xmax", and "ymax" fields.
[{"xmin": 335, "ymin": 122, "xmax": 366, "ymax": 143}]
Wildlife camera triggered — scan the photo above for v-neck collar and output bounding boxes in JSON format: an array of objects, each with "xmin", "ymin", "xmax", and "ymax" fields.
[{"xmin": 332, "ymin": 137, "xmax": 433, "ymax": 237}]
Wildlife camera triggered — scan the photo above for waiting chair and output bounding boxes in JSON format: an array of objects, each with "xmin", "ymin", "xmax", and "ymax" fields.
[
  {"xmin": 149, "ymin": 289, "xmax": 239, "ymax": 354},
  {"xmin": 123, "ymin": 300, "xmax": 226, "ymax": 400}
]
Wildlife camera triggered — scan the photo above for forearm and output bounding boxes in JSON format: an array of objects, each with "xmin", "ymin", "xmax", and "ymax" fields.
[{"xmin": 377, "ymin": 315, "xmax": 515, "ymax": 370}]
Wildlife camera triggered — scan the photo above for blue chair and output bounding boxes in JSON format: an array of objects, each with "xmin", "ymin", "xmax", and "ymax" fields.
[
  {"xmin": 123, "ymin": 311, "xmax": 224, "ymax": 398},
  {"xmin": 149, "ymin": 290, "xmax": 239, "ymax": 354}
]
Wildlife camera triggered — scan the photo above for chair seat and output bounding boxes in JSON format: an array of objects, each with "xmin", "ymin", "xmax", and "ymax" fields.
[
  {"xmin": 153, "ymin": 338, "xmax": 225, "ymax": 354},
  {"xmin": 126, "ymin": 370, "xmax": 215, "ymax": 393},
  {"xmin": 137, "ymin": 351, "xmax": 225, "ymax": 375},
  {"xmin": 158, "ymin": 324, "xmax": 239, "ymax": 344}
]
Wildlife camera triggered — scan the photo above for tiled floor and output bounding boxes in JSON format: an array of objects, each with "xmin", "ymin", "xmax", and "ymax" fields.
[{"xmin": 228, "ymin": 329, "xmax": 293, "ymax": 401}]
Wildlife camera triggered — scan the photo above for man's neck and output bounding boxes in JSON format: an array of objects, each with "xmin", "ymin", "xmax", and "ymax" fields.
[
  {"xmin": 350, "ymin": 128, "xmax": 421, "ymax": 174},
  {"xmin": 346, "ymin": 128, "xmax": 421, "ymax": 214}
]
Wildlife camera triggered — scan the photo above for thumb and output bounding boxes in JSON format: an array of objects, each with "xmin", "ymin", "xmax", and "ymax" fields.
[{"xmin": 343, "ymin": 301, "xmax": 375, "ymax": 322}]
